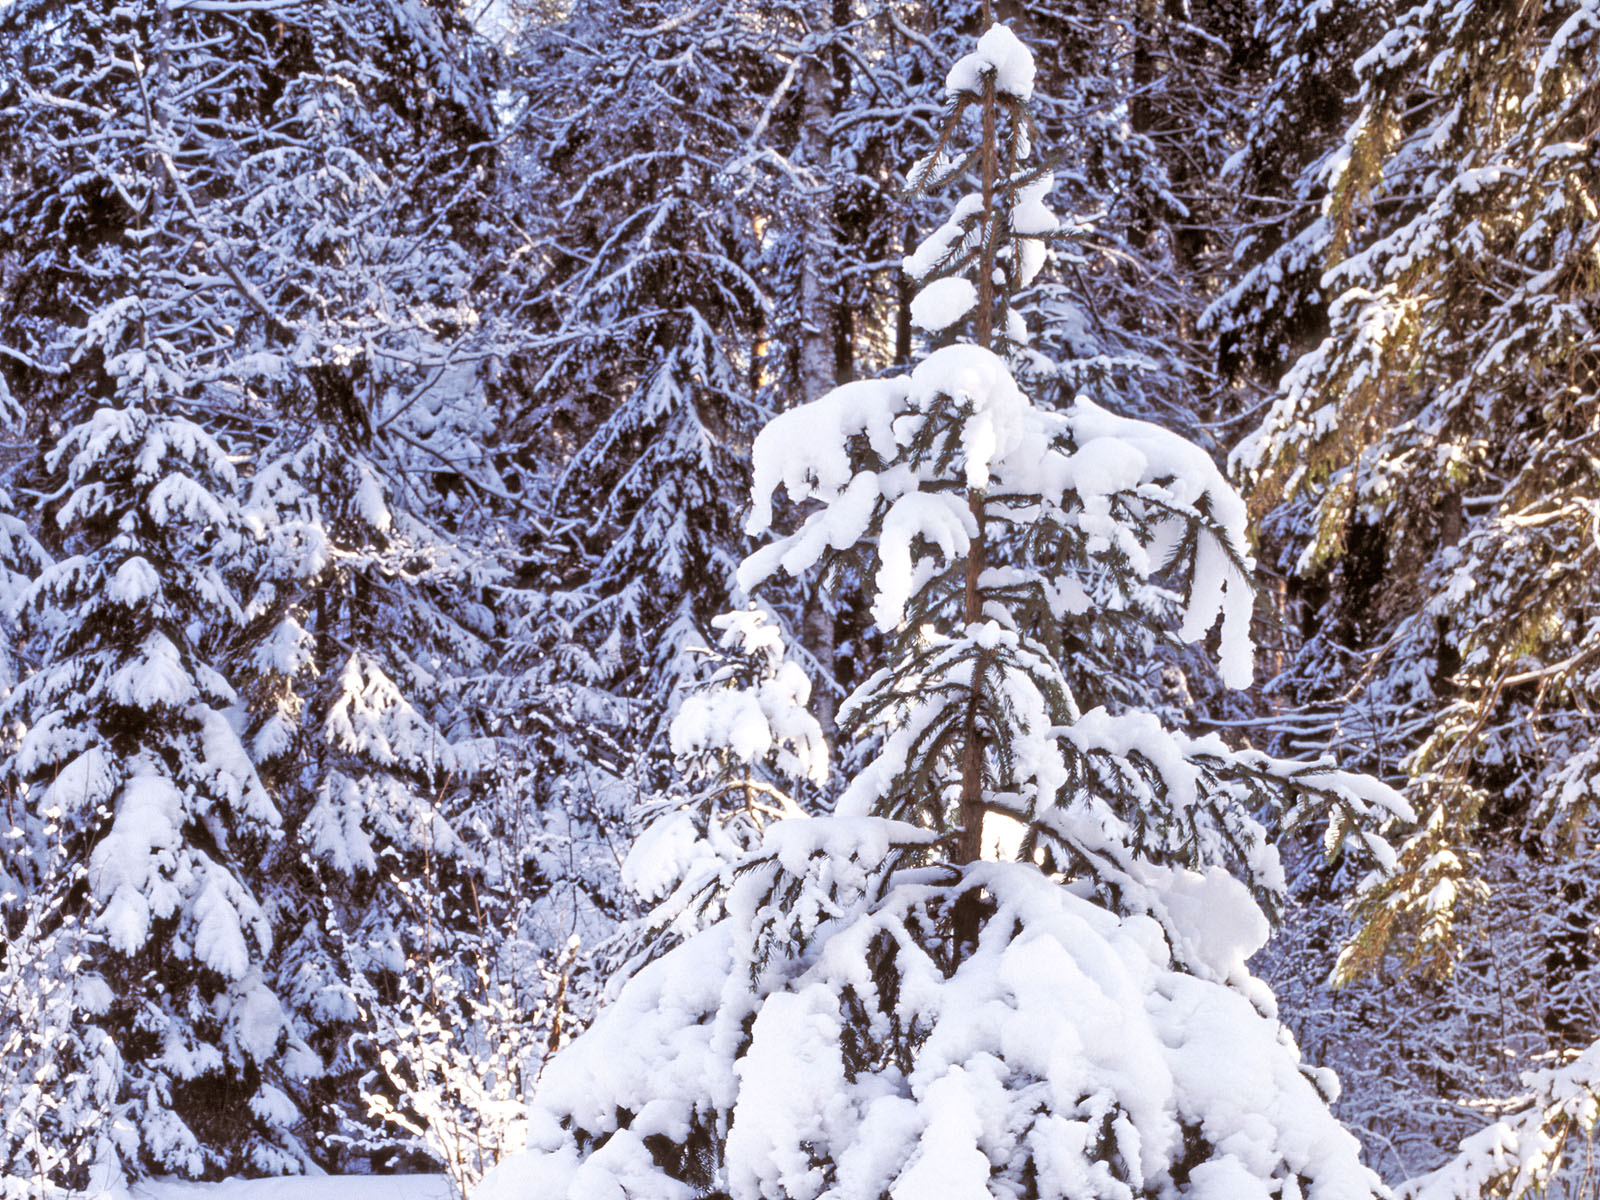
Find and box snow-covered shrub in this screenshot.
[626,606,829,904]
[668,607,830,799]
[485,819,1391,1200]
[476,21,1408,1200]
[334,734,619,1191]
[357,918,579,1200]
[1,831,122,1200]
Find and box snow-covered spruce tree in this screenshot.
[503,0,961,740]
[0,0,597,1176]
[502,0,769,724]
[1227,4,1600,1189]
[0,0,353,1172]
[1232,0,1600,983]
[476,24,1407,1200]
[2,404,317,1173]
[191,5,616,1169]
[1204,0,1393,387]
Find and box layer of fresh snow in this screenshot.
[131,1176,451,1200]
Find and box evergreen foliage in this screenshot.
[501,0,770,714]
[0,0,603,1181]
[475,22,1406,1200]
[1022,0,1251,435]
[0,0,1593,1192]
[1233,0,1600,1189]
[1207,0,1393,384]
[1236,0,1600,979]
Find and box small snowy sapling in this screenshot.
[476,19,1411,1200]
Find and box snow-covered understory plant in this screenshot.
[334,750,613,1193]
[0,843,120,1200]
[358,926,579,1200]
[476,21,1409,1200]
[621,604,829,914]
[1402,1042,1600,1200]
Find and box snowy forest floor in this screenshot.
[134,1178,450,1200]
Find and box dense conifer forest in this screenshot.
[0,1,1597,1198]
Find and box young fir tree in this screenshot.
[185,3,616,1168]
[612,601,831,953]
[476,23,1407,1200]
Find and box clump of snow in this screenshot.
[909,277,978,332]
[621,809,713,903]
[945,23,1037,101]
[89,768,183,954]
[672,688,778,764]
[903,194,984,281]
[1013,173,1058,285]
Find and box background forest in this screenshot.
[0,0,1597,1198]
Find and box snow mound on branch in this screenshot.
[476,819,1380,1200]
[742,343,1258,686]
[946,24,1036,101]
[910,276,978,332]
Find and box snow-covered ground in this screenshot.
[132,1178,451,1200]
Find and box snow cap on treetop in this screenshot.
[945,23,1036,102]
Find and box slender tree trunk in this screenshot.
[797,52,833,408]
[895,221,915,367]
[950,53,1010,964]
[955,70,1000,873]
[797,0,839,734]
